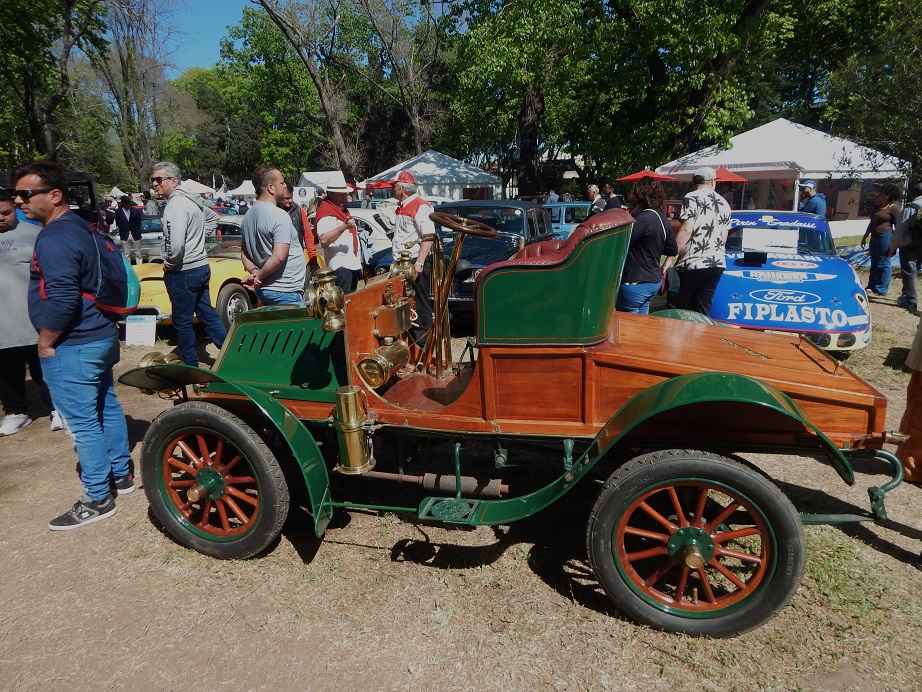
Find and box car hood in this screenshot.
[440,233,523,268]
[369,232,522,271]
[710,252,870,334]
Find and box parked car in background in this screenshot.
[544,201,591,238]
[368,199,554,316]
[109,213,165,262]
[132,234,256,330]
[709,211,871,352]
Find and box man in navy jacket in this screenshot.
[14,160,133,530]
[114,194,142,263]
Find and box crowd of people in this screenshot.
[1,157,920,540]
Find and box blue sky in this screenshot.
[170,0,252,74]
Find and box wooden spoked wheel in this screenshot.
[587,450,804,637]
[142,401,290,559]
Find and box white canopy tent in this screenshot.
[656,118,904,181]
[656,119,905,218]
[181,179,215,195]
[108,186,127,199]
[226,180,256,197]
[362,150,501,200]
[297,170,348,195]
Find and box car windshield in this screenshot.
[206,234,243,258]
[727,218,835,255]
[436,206,526,237]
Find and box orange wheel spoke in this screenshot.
[197,500,213,529]
[175,440,203,468]
[667,487,688,527]
[715,546,763,565]
[222,454,244,475]
[695,566,717,603]
[215,499,231,531]
[224,474,256,485]
[168,479,197,489]
[709,558,748,590]
[222,495,251,523]
[624,526,670,542]
[692,487,709,526]
[642,558,675,588]
[703,501,742,533]
[213,437,225,467]
[167,455,198,477]
[675,565,690,601]
[713,526,760,543]
[626,546,670,562]
[196,433,213,467]
[226,486,258,507]
[639,501,679,532]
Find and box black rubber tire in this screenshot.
[141,401,290,559]
[586,449,804,638]
[216,283,253,331]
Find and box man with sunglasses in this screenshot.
[151,162,226,366]
[13,160,133,530]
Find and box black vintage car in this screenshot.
[368,199,554,315]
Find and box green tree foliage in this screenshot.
[0,0,108,160]
[823,0,922,175]
[212,6,324,183]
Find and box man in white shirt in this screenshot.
[391,170,434,336]
[316,182,362,293]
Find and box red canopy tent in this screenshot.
[714,167,748,183]
[617,170,675,182]
[355,180,395,190]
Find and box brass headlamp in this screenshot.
[305,267,346,332]
[388,251,418,296]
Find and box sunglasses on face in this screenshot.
[14,188,54,201]
[151,176,176,185]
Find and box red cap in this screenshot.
[391,170,416,185]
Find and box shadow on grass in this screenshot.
[885,346,911,370]
[774,477,922,567]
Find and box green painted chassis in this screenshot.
[120,307,903,540]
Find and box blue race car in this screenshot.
[709,211,871,352]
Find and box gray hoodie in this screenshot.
[160,182,219,272]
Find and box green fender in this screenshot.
[433,372,853,526]
[119,364,334,537]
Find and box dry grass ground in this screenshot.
[2,278,922,691]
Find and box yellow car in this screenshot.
[133,215,322,330]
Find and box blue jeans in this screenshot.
[868,232,893,295]
[164,265,227,366]
[255,288,305,306]
[898,243,919,303]
[40,336,131,502]
[617,281,661,315]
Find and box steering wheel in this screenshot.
[430,212,499,238]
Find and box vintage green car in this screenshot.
[120,208,902,638]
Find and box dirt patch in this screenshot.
[2,288,922,691]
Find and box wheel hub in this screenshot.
[666,526,715,567]
[186,466,226,502]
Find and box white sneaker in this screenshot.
[50,410,65,431]
[0,413,32,436]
